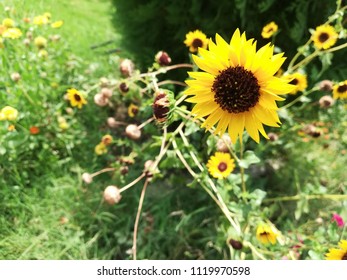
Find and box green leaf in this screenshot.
[238,150,260,169]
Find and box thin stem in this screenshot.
[138,63,193,78]
[280,86,319,110]
[132,178,150,260]
[290,49,320,72]
[263,194,347,203]
[239,140,246,194]
[91,167,116,177]
[157,80,187,87]
[119,173,146,193]
[172,138,197,177]
[325,42,347,54]
[243,241,266,260]
[287,39,313,71]
[137,117,154,130]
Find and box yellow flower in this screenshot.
[185,29,294,144]
[326,240,347,260]
[95,142,107,155]
[0,106,18,121]
[34,36,47,49]
[44,12,52,20]
[51,20,63,28]
[101,134,113,146]
[261,21,278,39]
[206,152,235,179]
[8,124,15,131]
[66,88,87,109]
[2,28,22,39]
[2,18,15,28]
[311,24,338,50]
[128,103,139,117]
[284,72,308,94]
[33,15,49,25]
[256,223,279,245]
[332,80,347,100]
[184,30,209,53]
[59,121,69,130]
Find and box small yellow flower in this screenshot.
[284,72,308,94]
[128,103,139,118]
[0,106,18,121]
[2,18,15,28]
[38,49,48,58]
[326,240,347,260]
[95,142,107,155]
[8,124,15,131]
[51,20,63,28]
[261,21,278,39]
[2,28,22,39]
[59,121,69,130]
[206,152,235,179]
[256,223,279,245]
[33,15,49,25]
[34,36,47,49]
[101,134,113,146]
[184,30,209,53]
[311,24,338,50]
[66,88,87,109]
[332,80,347,100]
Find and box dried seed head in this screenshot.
[125,124,141,140]
[107,117,120,128]
[319,95,334,108]
[100,87,113,98]
[228,238,243,250]
[268,132,279,142]
[319,80,333,92]
[144,160,155,179]
[119,59,135,77]
[103,185,122,205]
[119,82,129,94]
[155,51,172,66]
[216,134,232,152]
[94,93,108,107]
[153,89,175,125]
[82,172,93,184]
[10,72,21,82]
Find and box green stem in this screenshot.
[280,86,319,110]
[239,140,246,194]
[263,194,347,203]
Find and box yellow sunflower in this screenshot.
[261,21,278,39]
[284,72,308,94]
[128,103,139,117]
[184,30,209,53]
[311,24,338,50]
[325,240,347,260]
[185,29,294,143]
[2,28,22,39]
[66,88,87,109]
[256,223,279,245]
[332,80,347,100]
[206,152,235,179]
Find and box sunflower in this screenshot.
[66,88,87,109]
[332,80,347,100]
[311,24,338,50]
[261,21,278,39]
[206,152,235,179]
[184,30,209,53]
[128,103,139,117]
[325,240,347,260]
[284,72,308,94]
[256,223,278,245]
[185,29,294,143]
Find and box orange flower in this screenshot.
[30,126,40,135]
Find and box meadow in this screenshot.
[0,0,346,260]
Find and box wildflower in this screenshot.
[268,132,279,142]
[0,106,18,121]
[284,72,308,94]
[33,15,49,25]
[216,134,232,153]
[332,213,345,228]
[103,185,122,205]
[34,36,47,49]
[333,80,347,100]
[59,121,69,130]
[29,126,40,135]
[23,38,30,47]
[184,29,209,53]
[261,21,278,39]
[10,72,21,82]
[319,95,334,108]
[128,103,139,118]
[66,88,87,109]
[312,24,338,50]
[44,12,52,20]
[8,124,15,131]
[152,89,174,124]
[100,87,113,98]
[2,18,15,28]
[94,93,108,106]
[326,240,347,260]
[51,20,63,28]
[95,142,107,155]
[125,124,141,140]
[119,82,129,93]
[101,134,113,146]
[2,27,22,39]
[107,117,120,128]
[155,51,171,66]
[185,29,294,143]
[206,152,235,179]
[82,172,93,184]
[119,58,135,77]
[319,80,333,92]
[256,223,279,245]
[38,49,48,58]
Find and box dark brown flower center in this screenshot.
[192,38,203,49]
[318,32,329,43]
[342,253,347,260]
[74,93,81,101]
[212,66,260,114]
[218,162,228,172]
[153,93,169,122]
[337,84,347,93]
[290,78,298,85]
[260,232,269,236]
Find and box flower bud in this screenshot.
[119,82,129,93]
[119,59,135,77]
[101,87,113,98]
[319,95,334,108]
[94,93,108,107]
[103,185,122,205]
[216,134,231,152]
[268,132,279,142]
[319,80,333,92]
[228,238,243,250]
[153,89,174,124]
[125,124,141,140]
[155,51,171,66]
[10,72,21,82]
[120,165,129,175]
[107,117,120,128]
[82,172,93,184]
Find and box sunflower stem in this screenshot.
[280,86,319,110]
[239,140,247,195]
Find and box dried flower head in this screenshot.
[155,51,172,66]
[10,72,21,82]
[119,59,135,77]
[216,134,232,153]
[153,89,174,124]
[103,185,122,205]
[94,93,108,107]
[319,95,334,108]
[319,80,333,92]
[125,124,141,140]
[82,172,93,184]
